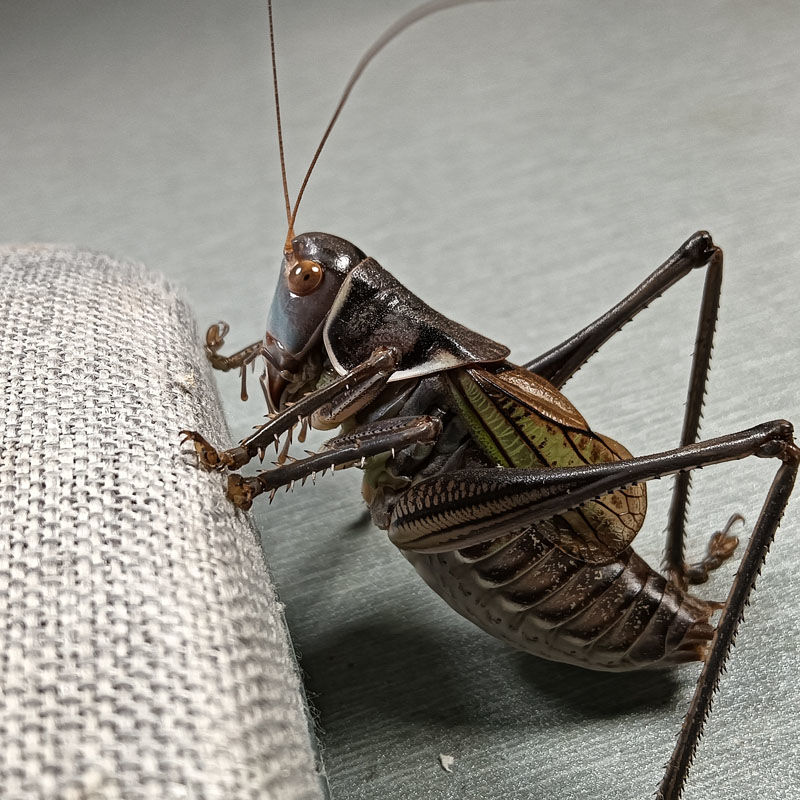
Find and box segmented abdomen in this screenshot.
[404,525,718,671]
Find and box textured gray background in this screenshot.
[2,1,799,798]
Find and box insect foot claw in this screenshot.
[708,528,739,558]
[227,473,255,510]
[685,513,743,586]
[204,321,231,367]
[205,321,229,353]
[179,429,225,471]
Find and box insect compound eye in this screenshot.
[287,259,324,296]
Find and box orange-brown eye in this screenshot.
[287,260,324,296]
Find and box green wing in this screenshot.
[445,365,647,561]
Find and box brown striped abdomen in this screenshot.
[403,525,718,671]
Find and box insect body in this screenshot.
[180,2,799,798]
[182,229,797,797]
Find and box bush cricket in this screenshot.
[181,2,799,797]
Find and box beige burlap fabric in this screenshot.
[0,247,324,800]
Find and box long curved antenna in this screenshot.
[268,0,293,238]
[288,0,500,237]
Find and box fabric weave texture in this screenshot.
[0,247,324,800]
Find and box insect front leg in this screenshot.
[203,321,259,371]
[180,346,400,471]
[201,321,269,401]
[526,231,726,588]
[227,415,441,510]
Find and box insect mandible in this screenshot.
[180,2,799,798]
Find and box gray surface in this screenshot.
[0,247,323,800]
[2,1,799,798]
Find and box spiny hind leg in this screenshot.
[387,420,794,557]
[523,232,725,587]
[657,441,799,800]
[378,417,798,798]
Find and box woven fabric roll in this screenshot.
[0,247,324,800]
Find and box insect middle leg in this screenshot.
[226,415,442,509]
[526,231,727,588]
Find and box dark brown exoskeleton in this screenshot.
[180,2,799,799]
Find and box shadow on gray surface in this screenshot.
[301,611,681,732]
[299,611,685,800]
[512,651,681,719]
